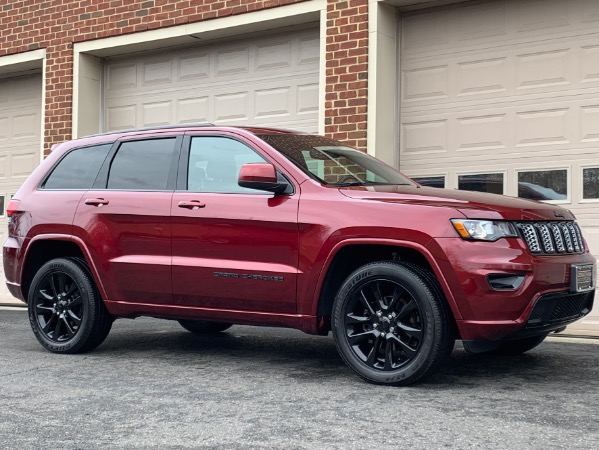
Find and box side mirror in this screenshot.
[238,163,289,194]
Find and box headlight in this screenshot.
[451,219,518,241]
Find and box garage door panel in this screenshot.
[401,0,599,335]
[143,59,174,86]
[402,95,599,165]
[401,0,599,61]
[105,104,137,131]
[402,40,599,110]
[106,63,138,91]
[141,101,173,127]
[0,74,42,303]
[179,54,211,81]
[105,29,319,133]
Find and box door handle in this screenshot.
[84,198,109,207]
[178,200,206,210]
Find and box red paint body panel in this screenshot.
[72,191,173,304]
[3,124,596,344]
[170,191,299,313]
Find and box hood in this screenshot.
[339,185,575,221]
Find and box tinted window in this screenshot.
[412,176,445,188]
[518,170,567,200]
[583,168,599,199]
[108,139,176,190]
[188,137,266,193]
[458,173,504,194]
[44,144,112,190]
[258,134,413,186]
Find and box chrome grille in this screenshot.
[516,221,585,255]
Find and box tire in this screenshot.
[491,333,549,355]
[177,320,233,334]
[27,257,113,354]
[332,261,455,386]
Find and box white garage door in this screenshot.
[0,74,42,304]
[399,0,599,335]
[104,27,320,134]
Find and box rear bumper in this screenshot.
[428,237,596,341]
[3,236,25,301]
[6,281,25,302]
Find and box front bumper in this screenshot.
[427,237,596,341]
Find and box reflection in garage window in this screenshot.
[583,168,599,199]
[458,173,503,194]
[412,176,445,188]
[0,195,4,216]
[518,170,567,201]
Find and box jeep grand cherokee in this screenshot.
[3,124,596,385]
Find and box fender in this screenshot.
[20,234,109,302]
[309,237,464,321]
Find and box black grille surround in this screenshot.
[525,291,594,330]
[515,221,584,255]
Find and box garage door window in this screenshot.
[583,168,599,199]
[518,170,567,201]
[458,173,504,194]
[411,176,445,188]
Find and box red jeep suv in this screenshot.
[3,124,596,385]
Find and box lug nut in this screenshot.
[377,311,382,317]
[373,323,378,329]
[389,327,395,333]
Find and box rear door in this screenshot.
[72,134,181,305]
[171,132,300,313]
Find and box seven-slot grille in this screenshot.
[516,221,584,255]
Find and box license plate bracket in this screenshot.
[570,264,596,293]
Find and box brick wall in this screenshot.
[325,0,368,151]
[0,0,369,153]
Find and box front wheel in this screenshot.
[28,258,113,354]
[332,262,454,386]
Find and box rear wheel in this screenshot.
[177,320,233,334]
[332,261,454,386]
[28,258,113,353]
[491,333,549,355]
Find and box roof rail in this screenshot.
[81,122,214,138]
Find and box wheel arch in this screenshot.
[20,235,107,302]
[312,239,462,331]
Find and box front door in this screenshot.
[171,133,299,313]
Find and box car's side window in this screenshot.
[107,138,176,190]
[188,136,267,193]
[42,144,112,190]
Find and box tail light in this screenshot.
[6,199,20,217]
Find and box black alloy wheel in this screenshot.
[28,258,113,353]
[332,262,454,385]
[33,269,83,342]
[343,278,424,370]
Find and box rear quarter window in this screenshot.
[42,143,113,190]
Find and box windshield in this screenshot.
[257,134,414,186]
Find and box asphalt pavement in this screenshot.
[1,307,598,450]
